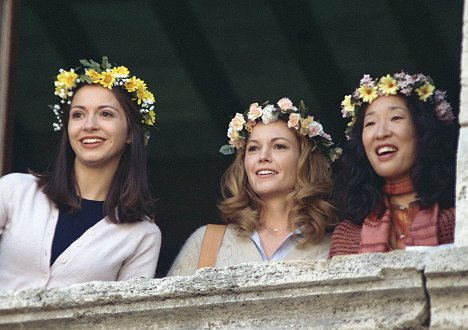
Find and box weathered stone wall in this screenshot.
[0,247,467,329]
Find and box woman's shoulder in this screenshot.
[130,219,162,237]
[333,219,362,234]
[0,173,39,195]
[329,220,362,258]
[0,172,36,185]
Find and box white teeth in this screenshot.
[257,170,276,175]
[82,138,103,144]
[377,146,397,155]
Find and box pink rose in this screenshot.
[230,113,246,131]
[308,121,324,137]
[277,97,293,110]
[288,113,301,129]
[248,103,263,120]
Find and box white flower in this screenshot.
[261,105,278,124]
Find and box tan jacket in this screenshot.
[168,225,331,276]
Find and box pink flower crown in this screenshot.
[340,71,455,139]
[220,98,342,163]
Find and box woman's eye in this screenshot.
[101,111,114,117]
[391,116,402,121]
[274,144,287,149]
[364,121,375,127]
[71,112,83,119]
[247,145,258,152]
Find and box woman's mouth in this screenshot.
[376,146,397,156]
[256,170,277,176]
[81,138,104,144]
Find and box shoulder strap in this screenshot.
[198,224,227,269]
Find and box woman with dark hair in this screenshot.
[168,98,342,276]
[330,72,456,258]
[0,57,161,290]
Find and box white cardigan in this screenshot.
[0,173,161,291]
[168,225,331,276]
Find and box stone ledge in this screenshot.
[424,246,468,329]
[0,251,435,329]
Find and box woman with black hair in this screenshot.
[0,57,161,290]
[330,72,456,257]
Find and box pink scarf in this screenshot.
[359,181,439,253]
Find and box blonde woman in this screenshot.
[168,98,341,276]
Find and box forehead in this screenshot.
[365,95,409,116]
[71,84,120,105]
[248,120,297,140]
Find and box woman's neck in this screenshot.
[259,197,293,229]
[73,162,117,201]
[384,178,418,208]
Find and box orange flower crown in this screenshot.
[50,56,156,143]
[341,72,455,139]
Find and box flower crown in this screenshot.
[219,98,342,163]
[50,56,156,143]
[340,71,455,139]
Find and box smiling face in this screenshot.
[68,84,130,172]
[362,95,417,183]
[244,120,301,200]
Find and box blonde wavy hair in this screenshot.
[218,126,335,245]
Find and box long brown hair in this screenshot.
[35,84,155,223]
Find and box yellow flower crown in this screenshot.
[50,56,156,143]
[341,72,455,139]
[220,98,342,163]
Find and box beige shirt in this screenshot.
[168,225,331,276]
[0,173,161,291]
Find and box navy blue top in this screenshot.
[50,199,104,266]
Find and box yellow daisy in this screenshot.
[144,111,156,126]
[111,66,129,77]
[358,85,378,103]
[56,70,78,89]
[415,83,435,102]
[378,74,398,95]
[135,80,148,104]
[341,95,355,113]
[124,76,140,92]
[86,69,101,84]
[55,85,67,98]
[144,90,155,103]
[99,71,115,89]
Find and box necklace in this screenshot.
[260,223,290,234]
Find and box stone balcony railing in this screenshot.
[0,246,467,329]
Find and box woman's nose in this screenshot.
[258,147,272,162]
[375,122,391,139]
[84,114,99,131]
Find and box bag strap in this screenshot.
[197,224,227,269]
